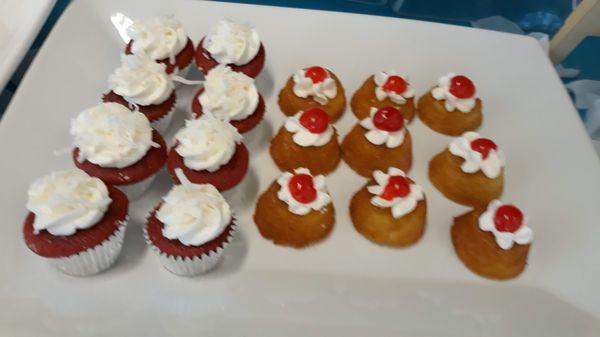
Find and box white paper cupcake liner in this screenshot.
[143,222,237,277]
[150,104,176,134]
[47,219,128,276]
[176,63,192,80]
[117,172,158,200]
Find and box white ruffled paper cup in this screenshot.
[116,173,159,201]
[144,220,237,277]
[48,219,128,276]
[175,63,193,81]
[150,104,176,134]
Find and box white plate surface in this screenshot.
[1,1,600,336]
[0,0,55,89]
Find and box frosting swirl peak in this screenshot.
[108,54,174,106]
[127,16,188,61]
[26,169,112,236]
[175,114,243,172]
[157,183,232,246]
[202,19,260,66]
[71,103,153,169]
[199,65,259,121]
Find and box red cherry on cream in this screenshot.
[373,107,404,132]
[494,205,523,233]
[382,75,407,94]
[380,175,411,201]
[305,66,328,83]
[449,75,476,99]
[288,173,317,204]
[470,138,497,159]
[300,108,329,134]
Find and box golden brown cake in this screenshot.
[350,168,426,247]
[350,71,416,121]
[341,106,412,177]
[452,200,533,280]
[417,73,482,136]
[269,107,340,175]
[253,168,335,248]
[278,66,346,122]
[429,132,504,207]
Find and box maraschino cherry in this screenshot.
[382,75,407,94]
[289,173,317,203]
[300,108,329,134]
[380,176,410,201]
[305,66,328,84]
[373,107,404,132]
[494,205,523,233]
[470,138,497,159]
[449,75,475,99]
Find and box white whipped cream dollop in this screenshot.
[284,111,334,147]
[277,168,331,216]
[448,131,504,179]
[27,169,112,236]
[202,19,260,66]
[199,65,259,121]
[360,107,406,148]
[479,200,533,250]
[367,168,424,219]
[431,73,476,113]
[71,103,153,168]
[175,114,243,172]
[109,54,174,106]
[292,69,337,105]
[127,15,188,61]
[373,70,415,104]
[157,183,231,246]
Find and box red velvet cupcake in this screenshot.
[195,19,265,78]
[145,181,236,276]
[190,65,265,133]
[167,114,248,191]
[125,16,195,76]
[103,54,177,133]
[71,103,168,200]
[23,169,129,276]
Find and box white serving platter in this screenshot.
[0,0,55,90]
[1,0,600,335]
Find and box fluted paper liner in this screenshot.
[144,221,237,277]
[117,172,158,201]
[46,218,128,276]
[150,103,176,134]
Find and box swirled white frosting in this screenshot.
[431,73,477,113]
[448,131,504,179]
[277,168,331,215]
[359,107,406,148]
[157,183,231,246]
[202,19,260,66]
[284,111,334,147]
[175,114,243,172]
[199,65,259,121]
[127,15,188,61]
[373,70,415,104]
[71,103,153,168]
[479,200,533,250]
[292,68,337,105]
[26,169,112,236]
[367,167,424,219]
[108,54,174,106]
